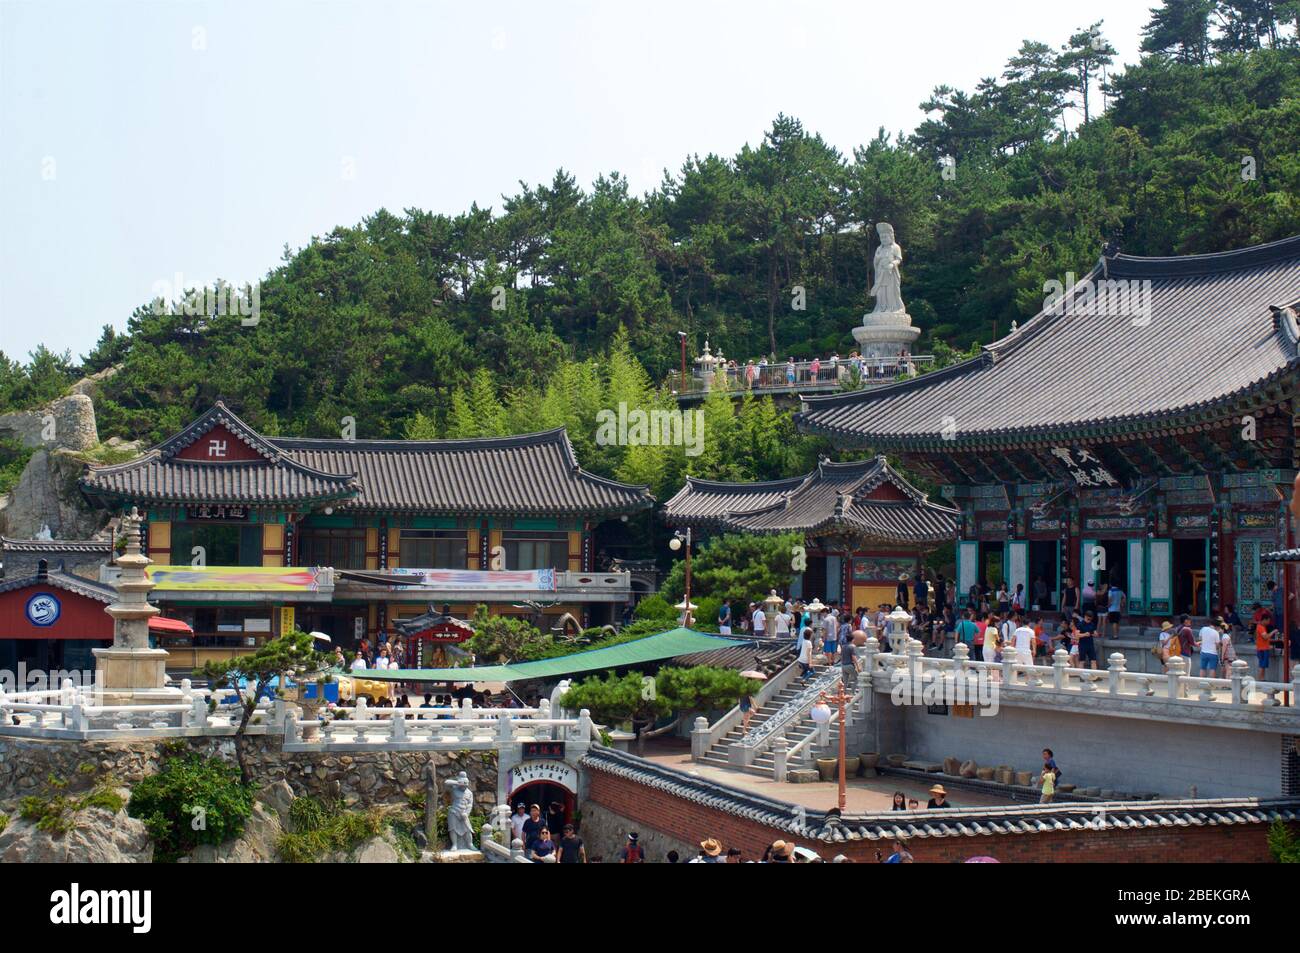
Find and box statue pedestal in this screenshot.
[434,848,485,863]
[92,646,181,706]
[852,310,920,360]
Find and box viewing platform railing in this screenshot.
[669,355,934,398]
[0,680,592,750]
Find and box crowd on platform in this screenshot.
[718,568,1297,683]
[684,350,921,392]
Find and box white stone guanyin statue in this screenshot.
[869,222,905,314]
[853,222,919,359]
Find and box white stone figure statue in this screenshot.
[869,222,905,314]
[445,770,475,851]
[853,222,920,360]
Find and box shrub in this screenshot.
[277,795,386,863]
[1269,820,1300,863]
[127,754,254,862]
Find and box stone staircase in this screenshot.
[698,663,845,776]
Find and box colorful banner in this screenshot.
[383,567,556,592]
[146,566,324,592]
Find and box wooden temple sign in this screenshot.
[1049,447,1118,488]
[187,504,250,520]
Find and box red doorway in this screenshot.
[510,781,576,831]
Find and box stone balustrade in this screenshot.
[0,678,592,750]
[859,637,1300,731]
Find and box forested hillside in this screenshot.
[3,2,1299,499]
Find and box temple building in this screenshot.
[662,456,958,609]
[78,402,654,659]
[796,235,1300,621]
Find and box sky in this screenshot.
[0,0,1152,361]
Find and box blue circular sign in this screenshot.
[25,592,61,627]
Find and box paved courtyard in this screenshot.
[638,738,1018,813]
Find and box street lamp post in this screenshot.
[669,528,694,627]
[817,685,852,811]
[677,331,688,394]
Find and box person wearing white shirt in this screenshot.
[350,654,368,671]
[1011,614,1036,666]
[510,803,528,842]
[752,605,766,636]
[797,628,814,679]
[1197,621,1222,677]
[774,607,791,638]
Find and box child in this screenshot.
[1039,766,1056,804]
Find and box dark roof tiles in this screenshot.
[81,402,654,517]
[796,236,1300,448]
[663,456,957,544]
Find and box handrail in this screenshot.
[741,666,842,750]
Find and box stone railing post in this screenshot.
[1002,648,1017,686]
[1052,648,1069,689]
[354,695,368,720]
[906,638,924,685]
[576,708,592,743]
[1107,653,1126,695]
[495,804,512,845]
[864,636,880,671]
[60,677,76,707]
[1166,655,1187,702]
[510,838,526,862]
[537,699,552,740]
[691,715,709,761]
[389,710,407,742]
[191,693,209,730]
[1291,663,1300,707]
[772,733,788,782]
[284,707,301,744]
[1230,659,1250,705]
[497,710,515,744]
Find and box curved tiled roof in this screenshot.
[582,747,1300,843]
[1,536,112,554]
[272,429,653,516]
[81,402,654,517]
[796,236,1300,449]
[663,457,957,544]
[0,567,116,603]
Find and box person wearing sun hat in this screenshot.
[767,840,793,863]
[927,784,951,809]
[693,838,724,863]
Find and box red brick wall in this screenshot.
[585,771,1287,863]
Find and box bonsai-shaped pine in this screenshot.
[197,631,332,783]
[561,665,759,754]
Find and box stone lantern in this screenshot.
[93,508,181,704]
[763,589,785,638]
[695,340,719,392]
[885,606,913,655]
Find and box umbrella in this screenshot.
[310,631,332,643]
[739,670,768,680]
[147,616,192,635]
[964,856,1000,863]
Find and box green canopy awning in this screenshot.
[353,627,750,683]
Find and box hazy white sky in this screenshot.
[0,0,1151,360]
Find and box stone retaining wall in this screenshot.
[0,735,499,813]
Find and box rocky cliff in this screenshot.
[0,390,130,539]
